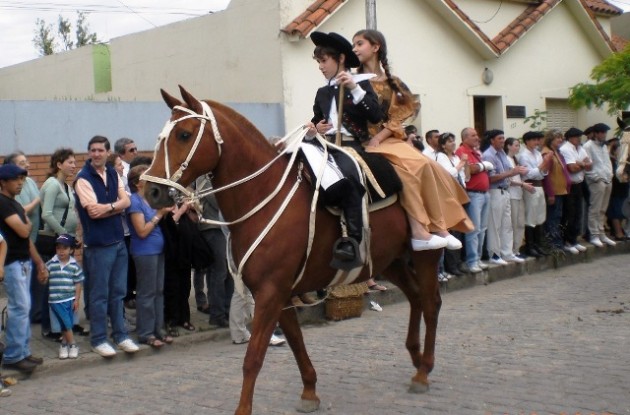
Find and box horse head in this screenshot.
[143,85,224,208]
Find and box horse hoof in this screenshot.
[408,381,429,394]
[296,399,320,413]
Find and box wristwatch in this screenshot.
[110,202,116,212]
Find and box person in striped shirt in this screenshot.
[46,234,83,359]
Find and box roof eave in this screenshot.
[568,0,616,57]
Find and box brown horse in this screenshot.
[143,86,443,415]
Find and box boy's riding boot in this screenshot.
[334,203,363,261]
[524,226,542,258]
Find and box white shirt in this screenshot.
[583,139,613,183]
[517,146,546,181]
[506,156,523,200]
[559,140,589,184]
[423,147,437,160]
[435,152,466,187]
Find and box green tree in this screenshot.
[569,44,630,115]
[33,18,57,56]
[32,11,99,56]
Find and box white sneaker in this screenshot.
[589,237,604,247]
[563,245,579,255]
[477,261,489,270]
[117,338,139,353]
[490,255,508,265]
[92,342,117,357]
[504,254,525,263]
[410,235,448,251]
[438,272,449,282]
[574,243,587,252]
[443,234,463,250]
[468,264,482,273]
[68,344,79,359]
[599,235,616,246]
[269,334,286,347]
[59,344,69,360]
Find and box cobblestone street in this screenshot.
[2,255,629,415]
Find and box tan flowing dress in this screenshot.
[365,78,473,233]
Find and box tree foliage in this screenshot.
[569,44,630,115]
[32,11,99,57]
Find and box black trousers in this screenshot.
[563,182,584,245]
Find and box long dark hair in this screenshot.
[354,29,408,105]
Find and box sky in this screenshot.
[0,0,628,68]
[0,0,231,68]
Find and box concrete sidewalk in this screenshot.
[1,240,629,381]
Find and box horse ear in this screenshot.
[161,89,183,109]
[618,117,627,130]
[178,85,204,114]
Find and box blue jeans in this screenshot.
[133,254,165,342]
[465,191,490,266]
[199,229,233,321]
[545,195,565,248]
[2,260,32,364]
[85,241,130,347]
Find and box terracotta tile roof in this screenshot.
[493,0,561,53]
[282,0,621,54]
[612,34,630,52]
[584,0,623,15]
[282,0,347,37]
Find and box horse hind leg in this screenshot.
[278,307,320,413]
[383,250,442,393]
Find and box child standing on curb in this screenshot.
[46,234,84,359]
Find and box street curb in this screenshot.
[3,241,628,380]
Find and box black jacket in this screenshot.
[311,79,384,145]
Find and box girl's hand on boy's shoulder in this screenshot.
[335,71,356,90]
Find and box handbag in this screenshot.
[36,182,70,257]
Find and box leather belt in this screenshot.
[525,180,543,187]
[467,189,487,194]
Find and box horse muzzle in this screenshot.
[145,182,176,208]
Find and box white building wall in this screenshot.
[456,0,530,38]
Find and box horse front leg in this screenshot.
[278,307,320,413]
[409,249,442,393]
[235,291,286,415]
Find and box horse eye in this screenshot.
[178,131,192,141]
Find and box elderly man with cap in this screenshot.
[583,123,616,247]
[517,131,554,257]
[482,129,528,265]
[0,163,48,373]
[559,127,592,253]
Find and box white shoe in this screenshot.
[504,254,525,263]
[589,237,604,247]
[443,234,462,250]
[269,334,286,347]
[599,235,616,246]
[477,261,489,270]
[563,245,579,255]
[490,255,508,265]
[68,344,79,359]
[573,243,587,252]
[117,338,139,353]
[59,344,69,360]
[438,272,449,282]
[468,264,482,273]
[92,342,117,357]
[410,235,448,251]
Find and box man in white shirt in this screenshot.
[582,123,615,247]
[559,127,592,253]
[422,129,440,160]
[114,137,138,178]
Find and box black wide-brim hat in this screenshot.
[310,31,360,68]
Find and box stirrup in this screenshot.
[329,237,362,271]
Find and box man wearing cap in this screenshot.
[559,127,592,253]
[482,130,528,264]
[517,131,554,257]
[74,135,139,357]
[0,163,47,372]
[582,123,616,247]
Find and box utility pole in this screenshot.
[366,0,377,29]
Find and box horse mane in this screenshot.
[203,99,277,153]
